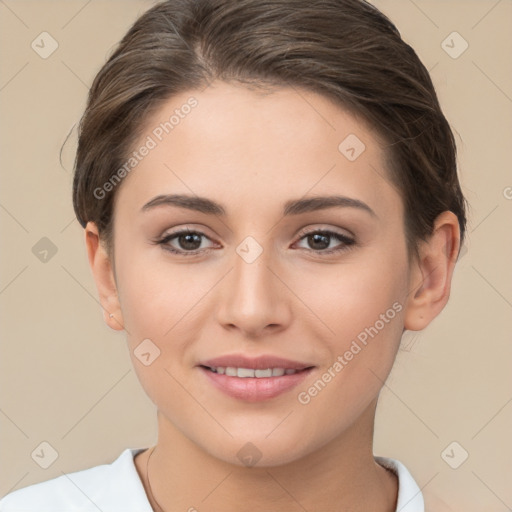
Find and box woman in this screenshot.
[0,0,467,510]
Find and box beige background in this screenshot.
[0,0,511,510]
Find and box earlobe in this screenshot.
[84,222,125,331]
[403,211,460,331]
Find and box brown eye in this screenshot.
[157,229,215,256]
[295,229,355,254]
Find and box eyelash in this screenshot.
[154,228,356,257]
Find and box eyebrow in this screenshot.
[141,194,377,218]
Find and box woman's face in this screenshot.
[106,81,412,466]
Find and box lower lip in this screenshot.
[199,367,314,402]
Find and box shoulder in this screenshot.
[375,455,424,512]
[375,456,455,512]
[0,448,152,512]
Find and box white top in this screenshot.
[0,448,424,511]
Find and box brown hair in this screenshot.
[72,0,468,262]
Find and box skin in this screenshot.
[85,81,460,512]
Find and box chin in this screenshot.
[197,430,317,469]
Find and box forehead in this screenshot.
[113,81,402,222]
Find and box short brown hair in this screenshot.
[72,0,468,262]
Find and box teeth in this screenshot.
[255,368,272,378]
[208,366,299,378]
[237,367,255,378]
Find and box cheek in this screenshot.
[308,247,406,344]
[292,273,405,444]
[114,247,221,399]
[115,242,204,338]
[300,246,407,395]
[114,254,200,407]
[332,272,404,351]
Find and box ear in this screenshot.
[403,211,461,331]
[84,221,124,331]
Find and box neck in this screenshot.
[135,399,397,512]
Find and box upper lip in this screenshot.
[198,354,315,370]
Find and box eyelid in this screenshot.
[159,224,354,242]
[156,224,216,242]
[295,224,354,240]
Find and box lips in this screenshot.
[198,354,314,371]
[197,354,315,401]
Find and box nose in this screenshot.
[215,241,292,338]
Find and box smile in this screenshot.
[199,365,314,401]
[204,366,303,377]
